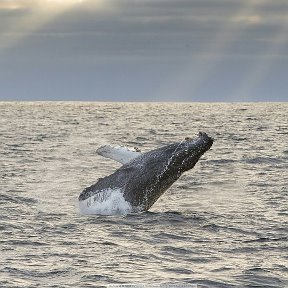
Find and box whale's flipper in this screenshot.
[96,145,141,164]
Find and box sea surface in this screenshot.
[0,102,287,288]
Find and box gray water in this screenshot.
[0,102,287,288]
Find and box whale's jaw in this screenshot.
[176,132,213,173]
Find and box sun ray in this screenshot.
[233,9,288,100]
[0,0,110,55]
[154,0,270,101]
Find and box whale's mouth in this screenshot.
[198,131,214,147]
[172,131,213,173]
[198,131,206,137]
[184,132,213,150]
[199,131,213,140]
[185,132,213,143]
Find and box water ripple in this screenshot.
[0,102,287,288]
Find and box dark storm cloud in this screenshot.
[0,0,287,101]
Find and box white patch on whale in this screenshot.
[79,188,132,216]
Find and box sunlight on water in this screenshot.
[0,102,287,288]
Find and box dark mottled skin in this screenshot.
[79,132,213,211]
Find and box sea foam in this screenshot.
[78,188,132,216]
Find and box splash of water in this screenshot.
[79,188,132,216]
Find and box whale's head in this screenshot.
[167,132,213,174]
[120,132,213,211]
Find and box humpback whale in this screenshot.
[79,132,213,214]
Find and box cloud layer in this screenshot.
[0,0,287,101]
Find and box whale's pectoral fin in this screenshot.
[96,145,142,164]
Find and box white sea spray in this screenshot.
[79,188,132,216]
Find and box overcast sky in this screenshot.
[0,0,287,101]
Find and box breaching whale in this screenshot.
[79,132,213,214]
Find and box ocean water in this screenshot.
[0,102,287,288]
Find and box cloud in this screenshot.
[1,0,287,58]
[232,14,262,25]
[0,0,110,12]
[0,0,37,11]
[2,0,288,60]
[0,0,288,101]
